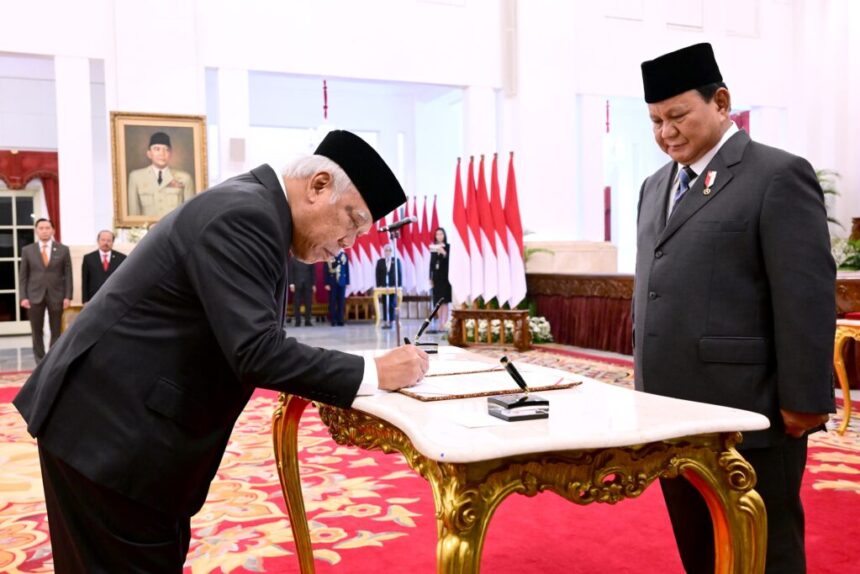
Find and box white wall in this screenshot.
[0,0,857,266]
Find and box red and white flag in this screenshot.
[399,205,417,293]
[490,153,511,306]
[430,195,439,239]
[466,156,484,302]
[450,159,471,305]
[419,196,431,293]
[505,152,527,307]
[476,156,497,302]
[358,232,375,293]
[345,245,363,296]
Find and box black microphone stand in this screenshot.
[385,227,404,345]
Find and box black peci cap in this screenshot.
[149,132,172,148]
[314,130,406,221]
[641,43,723,103]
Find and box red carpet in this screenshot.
[1,350,858,573]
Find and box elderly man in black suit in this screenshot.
[81,230,127,303]
[14,130,429,573]
[19,218,72,362]
[634,44,835,574]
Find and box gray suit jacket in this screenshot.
[19,241,73,305]
[633,130,835,448]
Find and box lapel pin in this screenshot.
[703,170,717,195]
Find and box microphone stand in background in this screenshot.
[380,216,415,346]
[386,228,404,344]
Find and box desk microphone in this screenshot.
[379,216,417,233]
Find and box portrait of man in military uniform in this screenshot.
[111,112,207,227]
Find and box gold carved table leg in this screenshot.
[272,394,315,573]
[311,406,766,574]
[834,325,856,435]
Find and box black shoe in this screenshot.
[304,320,313,327]
[336,322,345,327]
[380,323,391,330]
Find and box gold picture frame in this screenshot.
[110,111,208,227]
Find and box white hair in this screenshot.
[281,155,353,201]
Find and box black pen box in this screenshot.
[487,394,549,421]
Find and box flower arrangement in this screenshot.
[529,316,553,343]
[456,315,553,344]
[833,237,860,270]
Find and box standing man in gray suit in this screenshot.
[19,218,73,362]
[634,43,835,573]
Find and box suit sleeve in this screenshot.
[19,247,30,300]
[760,156,836,414]
[63,247,73,299]
[81,256,91,303]
[183,205,363,407]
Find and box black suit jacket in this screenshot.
[81,249,127,302]
[375,258,401,287]
[14,164,364,517]
[289,259,316,287]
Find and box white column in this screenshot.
[462,86,497,157]
[576,94,607,242]
[217,68,250,181]
[54,56,95,246]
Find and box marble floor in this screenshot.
[0,318,452,373]
[1,325,847,401]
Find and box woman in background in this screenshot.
[429,227,451,331]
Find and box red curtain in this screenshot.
[0,151,61,241]
[535,294,633,355]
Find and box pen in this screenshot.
[414,298,445,343]
[500,356,529,395]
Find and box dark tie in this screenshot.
[157,170,163,185]
[670,165,696,216]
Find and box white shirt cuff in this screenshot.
[356,356,379,396]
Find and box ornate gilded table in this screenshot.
[273,349,769,573]
[834,319,860,435]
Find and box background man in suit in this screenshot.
[375,244,401,329]
[128,131,195,218]
[19,218,72,362]
[14,130,428,573]
[289,259,316,326]
[81,230,127,303]
[634,43,835,573]
[325,249,349,326]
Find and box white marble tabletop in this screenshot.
[351,347,770,464]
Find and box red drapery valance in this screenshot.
[0,151,61,241]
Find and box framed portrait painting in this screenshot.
[111,111,208,227]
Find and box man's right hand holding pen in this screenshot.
[374,341,429,391]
